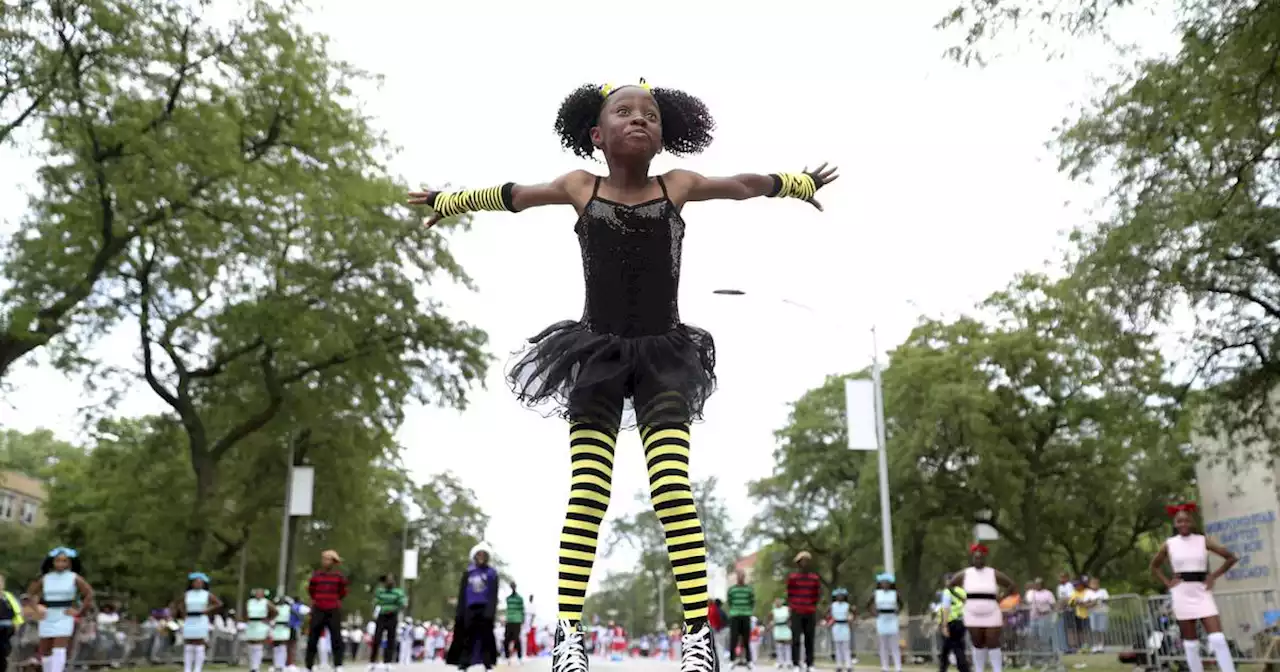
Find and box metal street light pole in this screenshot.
[712,288,895,573]
[276,439,296,596]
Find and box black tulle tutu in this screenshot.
[505,319,717,429]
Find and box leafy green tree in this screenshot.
[0,0,489,556]
[934,0,1142,65]
[0,428,85,479]
[747,374,871,593]
[0,0,247,375]
[1058,1,1280,460]
[749,274,1192,608]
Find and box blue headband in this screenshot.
[188,572,210,583]
[832,587,848,597]
[48,547,78,559]
[877,573,895,583]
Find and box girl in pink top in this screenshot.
[1150,503,1239,672]
[947,544,1016,672]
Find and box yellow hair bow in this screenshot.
[600,78,652,98]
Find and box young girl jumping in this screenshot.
[1150,503,1239,672]
[408,79,837,672]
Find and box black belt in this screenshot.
[967,593,997,601]
[248,618,267,622]
[878,609,898,614]
[45,600,73,608]
[833,619,848,624]
[1176,572,1208,582]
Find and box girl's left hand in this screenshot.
[65,608,79,617]
[1205,576,1216,591]
[803,163,841,211]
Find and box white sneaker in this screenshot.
[551,621,589,672]
[679,625,718,672]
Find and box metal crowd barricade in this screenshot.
[5,621,247,670]
[1149,587,1280,669]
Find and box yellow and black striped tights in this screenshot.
[556,420,710,625]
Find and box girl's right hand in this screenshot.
[1166,578,1183,589]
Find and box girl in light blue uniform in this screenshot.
[867,573,902,672]
[176,572,223,672]
[30,547,94,672]
[244,588,277,672]
[828,588,854,672]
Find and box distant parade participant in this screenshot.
[749,618,762,666]
[412,621,427,661]
[271,595,300,672]
[174,572,223,672]
[935,576,970,672]
[306,550,349,672]
[1,573,26,672]
[397,619,413,665]
[245,588,278,672]
[785,552,821,672]
[503,582,526,664]
[827,589,853,672]
[1150,503,1240,672]
[446,544,500,671]
[726,570,755,669]
[524,596,538,657]
[868,574,901,672]
[770,599,792,670]
[370,574,407,671]
[28,548,94,672]
[948,545,1016,672]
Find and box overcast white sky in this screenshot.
[0,0,1178,616]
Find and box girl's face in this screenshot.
[774,599,782,608]
[878,581,890,590]
[192,579,206,590]
[1088,578,1100,590]
[971,551,987,567]
[475,551,489,566]
[591,88,662,160]
[1174,510,1194,536]
[835,595,846,602]
[253,589,264,598]
[53,554,71,571]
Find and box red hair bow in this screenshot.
[1165,502,1197,516]
[969,543,989,554]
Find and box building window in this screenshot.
[20,501,38,525]
[0,493,13,520]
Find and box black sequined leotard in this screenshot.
[506,176,717,428]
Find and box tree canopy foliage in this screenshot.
[748,274,1194,609]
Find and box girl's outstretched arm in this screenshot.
[665,164,840,211]
[407,170,593,228]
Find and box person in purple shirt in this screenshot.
[446,543,500,671]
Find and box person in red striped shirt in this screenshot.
[306,550,349,672]
[785,552,821,672]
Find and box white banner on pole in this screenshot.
[402,548,419,580]
[288,466,315,516]
[845,379,879,451]
[974,523,999,541]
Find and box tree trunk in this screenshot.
[187,449,218,560]
[901,526,927,610]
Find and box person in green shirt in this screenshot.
[370,575,408,669]
[726,570,756,669]
[503,583,525,664]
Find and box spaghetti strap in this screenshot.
[591,176,602,199]
[655,175,669,199]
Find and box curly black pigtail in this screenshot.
[651,87,715,156]
[554,84,607,160]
